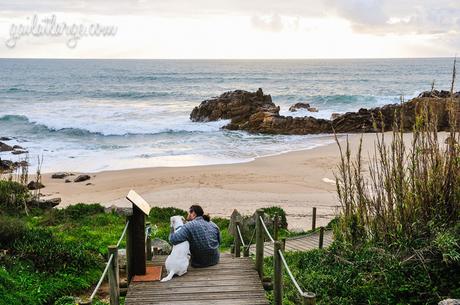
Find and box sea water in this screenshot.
[0,58,455,172]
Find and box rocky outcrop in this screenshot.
[0,142,13,152]
[0,159,28,172]
[226,111,332,134]
[190,88,279,124]
[332,96,459,133]
[289,102,310,112]
[190,88,460,135]
[418,90,460,99]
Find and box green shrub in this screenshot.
[262,206,287,229]
[12,228,101,273]
[0,216,26,247]
[148,206,187,224]
[0,180,30,215]
[41,203,106,225]
[264,241,460,305]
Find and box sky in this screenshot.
[0,0,459,59]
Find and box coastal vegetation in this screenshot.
[264,89,460,303]
[0,191,236,305]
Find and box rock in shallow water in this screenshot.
[0,142,13,152]
[289,102,310,112]
[190,88,460,135]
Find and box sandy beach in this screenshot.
[38,133,384,230]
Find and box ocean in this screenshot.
[0,58,455,172]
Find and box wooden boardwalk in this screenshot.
[125,253,269,305]
[249,230,333,256]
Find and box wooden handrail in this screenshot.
[247,208,320,305]
[79,220,151,305]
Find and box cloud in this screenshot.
[251,14,284,32]
[326,0,460,36]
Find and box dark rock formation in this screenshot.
[418,90,459,99]
[74,174,91,183]
[307,107,318,112]
[28,197,61,209]
[11,149,28,155]
[0,159,14,171]
[330,113,341,120]
[190,88,279,124]
[0,142,13,152]
[190,88,460,135]
[52,172,73,179]
[0,137,12,141]
[27,181,45,190]
[0,159,28,172]
[289,102,310,112]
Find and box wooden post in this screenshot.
[126,216,133,282]
[146,222,152,260]
[319,227,324,249]
[281,237,286,252]
[274,213,279,241]
[255,209,264,280]
[243,246,250,257]
[78,300,92,305]
[312,207,317,231]
[273,241,283,305]
[131,205,146,276]
[302,292,316,305]
[234,221,241,258]
[108,245,120,305]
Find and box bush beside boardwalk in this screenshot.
[0,199,235,305]
[264,100,460,304]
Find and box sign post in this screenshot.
[126,190,151,280]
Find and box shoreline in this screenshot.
[39,133,368,230]
[30,131,449,230]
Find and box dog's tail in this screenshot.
[160,271,175,282]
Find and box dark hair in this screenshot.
[189,205,210,222]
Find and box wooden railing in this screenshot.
[232,207,330,305]
[79,219,152,305]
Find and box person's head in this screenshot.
[188,204,210,221]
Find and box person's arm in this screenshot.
[169,226,190,245]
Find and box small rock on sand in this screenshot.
[52,172,73,179]
[27,181,45,190]
[74,174,91,183]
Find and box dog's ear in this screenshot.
[181,216,186,223]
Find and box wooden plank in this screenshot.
[126,250,268,305]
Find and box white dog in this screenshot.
[160,215,191,282]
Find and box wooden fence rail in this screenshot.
[233,206,332,305]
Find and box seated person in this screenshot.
[169,205,221,267]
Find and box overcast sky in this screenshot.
[0,0,459,58]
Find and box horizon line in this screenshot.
[0,56,456,61]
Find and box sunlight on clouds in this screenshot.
[0,12,456,58]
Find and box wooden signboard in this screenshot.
[126,190,151,215]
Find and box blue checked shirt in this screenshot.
[169,216,221,267]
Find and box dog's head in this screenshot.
[170,215,186,230]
